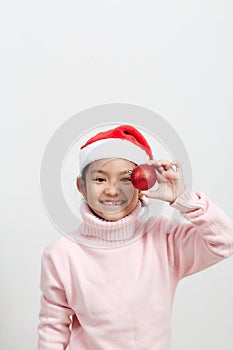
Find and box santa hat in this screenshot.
[79,124,153,172]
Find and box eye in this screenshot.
[120,177,132,183]
[94,177,106,183]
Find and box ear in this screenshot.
[76,176,86,199]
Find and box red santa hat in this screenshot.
[79,124,153,172]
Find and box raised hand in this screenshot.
[141,160,186,204]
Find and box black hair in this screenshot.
[81,163,90,187]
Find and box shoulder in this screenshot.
[42,234,82,259]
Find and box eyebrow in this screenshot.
[90,169,132,175]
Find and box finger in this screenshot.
[140,190,149,197]
[145,160,182,175]
[145,160,162,168]
[146,160,170,173]
[156,161,175,173]
[140,189,160,199]
[164,161,182,172]
[164,163,174,171]
[170,161,182,173]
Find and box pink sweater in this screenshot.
[38,191,233,350]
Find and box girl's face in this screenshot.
[78,158,141,221]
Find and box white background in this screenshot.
[1,1,233,349]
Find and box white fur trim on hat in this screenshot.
[79,138,150,173]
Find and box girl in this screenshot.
[38,124,233,350]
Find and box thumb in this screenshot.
[140,189,160,199]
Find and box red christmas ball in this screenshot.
[131,164,157,190]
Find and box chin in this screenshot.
[101,212,125,221]
[93,208,128,221]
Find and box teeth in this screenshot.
[101,201,124,206]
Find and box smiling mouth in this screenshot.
[99,200,127,206]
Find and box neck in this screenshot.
[71,201,145,248]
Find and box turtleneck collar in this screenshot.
[70,201,145,248]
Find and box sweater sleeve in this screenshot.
[167,189,233,279]
[38,248,75,350]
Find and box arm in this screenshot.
[167,189,233,278]
[38,249,75,350]
[142,160,233,278]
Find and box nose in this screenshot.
[105,181,119,196]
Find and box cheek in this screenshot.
[125,187,140,202]
[86,183,102,200]
[121,183,135,193]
